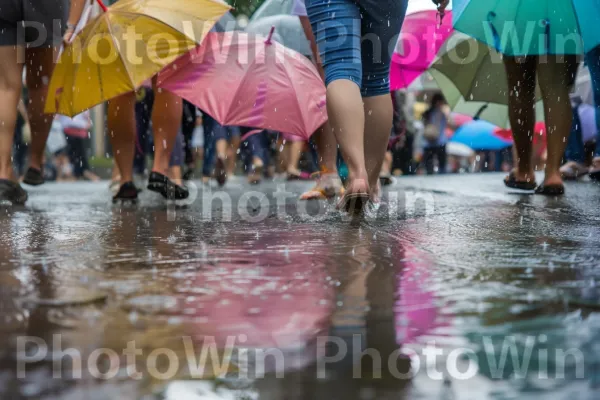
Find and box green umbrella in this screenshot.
[429,34,544,128]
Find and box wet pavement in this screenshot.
[1,173,600,399]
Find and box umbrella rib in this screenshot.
[103,15,136,88]
[113,9,222,42]
[280,57,309,136]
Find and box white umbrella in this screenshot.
[446,142,475,158]
[249,0,294,23]
[246,15,311,56]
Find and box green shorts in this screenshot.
[0,0,69,47]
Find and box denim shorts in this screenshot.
[0,0,69,47]
[306,0,408,97]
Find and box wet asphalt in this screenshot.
[0,173,599,400]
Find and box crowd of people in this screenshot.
[1,0,599,211]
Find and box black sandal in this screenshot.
[535,183,565,196]
[504,171,537,191]
[590,169,600,182]
[147,172,189,200]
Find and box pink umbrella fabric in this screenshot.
[390,11,453,91]
[158,31,327,141]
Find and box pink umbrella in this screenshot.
[158,30,327,140]
[390,10,453,91]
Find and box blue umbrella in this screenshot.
[452,0,599,55]
[450,120,513,151]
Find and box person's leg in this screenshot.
[585,46,600,177]
[25,47,58,173]
[437,144,448,174]
[359,0,408,190]
[560,105,588,179]
[286,140,305,177]
[307,0,369,205]
[227,128,241,175]
[299,15,338,175]
[0,46,23,181]
[201,115,216,179]
[150,88,182,176]
[423,147,435,175]
[537,55,579,190]
[503,56,538,184]
[107,92,137,185]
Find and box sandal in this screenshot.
[337,179,369,215]
[504,170,537,191]
[560,161,588,181]
[379,175,394,186]
[287,171,313,181]
[300,172,344,200]
[590,158,600,182]
[535,183,565,196]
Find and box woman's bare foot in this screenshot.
[560,161,588,180]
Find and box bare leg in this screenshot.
[537,55,578,187]
[26,47,58,171]
[0,46,23,180]
[151,88,183,176]
[503,56,537,183]
[227,135,240,174]
[286,141,304,175]
[327,80,368,183]
[363,94,393,190]
[107,92,136,184]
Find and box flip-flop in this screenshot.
[287,171,313,181]
[560,163,588,181]
[504,170,537,191]
[379,175,394,186]
[535,183,565,196]
[337,192,370,215]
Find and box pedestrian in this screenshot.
[560,95,590,180]
[108,81,188,203]
[0,0,86,204]
[201,113,240,187]
[59,111,99,181]
[293,0,344,201]
[306,0,408,213]
[421,93,449,175]
[584,45,600,182]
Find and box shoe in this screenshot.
[147,172,189,200]
[535,183,565,196]
[112,181,139,203]
[22,167,44,186]
[214,156,227,187]
[504,170,537,191]
[247,162,264,185]
[0,179,28,205]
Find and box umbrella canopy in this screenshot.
[214,12,240,32]
[428,34,544,128]
[46,0,230,116]
[452,0,592,55]
[451,120,513,151]
[446,141,475,157]
[249,0,294,23]
[390,10,453,90]
[246,15,311,56]
[158,31,327,140]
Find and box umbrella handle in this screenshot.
[96,0,107,12]
[437,11,444,28]
[265,26,275,45]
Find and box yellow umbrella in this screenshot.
[46,0,231,116]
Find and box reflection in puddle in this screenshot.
[1,179,599,399]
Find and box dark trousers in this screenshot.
[134,89,154,175]
[565,105,585,164]
[181,100,197,166]
[423,145,447,175]
[66,136,90,178]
